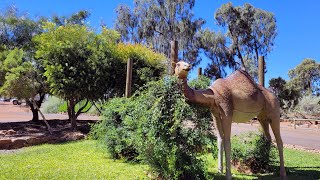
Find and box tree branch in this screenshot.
[75,99,90,119]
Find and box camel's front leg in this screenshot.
[213,114,224,173]
[222,117,232,180]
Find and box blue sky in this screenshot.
[1,0,319,85]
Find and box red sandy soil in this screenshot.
[0,102,319,152]
[0,102,98,150]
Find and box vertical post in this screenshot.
[198,67,202,78]
[170,40,178,75]
[125,58,133,98]
[294,119,296,129]
[258,56,265,87]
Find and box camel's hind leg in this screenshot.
[268,112,286,177]
[257,112,271,141]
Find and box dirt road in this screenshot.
[0,102,99,122]
[232,123,320,151]
[0,102,319,150]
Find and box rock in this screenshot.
[62,132,85,141]
[0,139,12,149]
[5,129,16,135]
[26,137,49,145]
[10,139,27,149]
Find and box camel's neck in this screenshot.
[181,78,195,102]
[180,78,214,107]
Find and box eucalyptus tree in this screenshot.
[115,0,205,66]
[213,2,277,78]
[288,59,320,95]
[196,29,235,79]
[269,77,300,109]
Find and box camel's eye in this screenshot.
[176,64,180,67]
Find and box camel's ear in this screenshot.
[171,62,176,66]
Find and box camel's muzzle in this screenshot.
[183,67,191,71]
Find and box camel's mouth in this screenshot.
[183,67,191,71]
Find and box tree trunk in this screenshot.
[67,99,77,130]
[31,107,39,121]
[28,93,46,122]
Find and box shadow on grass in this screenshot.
[207,166,320,180]
[257,165,320,180]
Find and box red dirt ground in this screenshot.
[0,102,319,152]
[0,102,98,150]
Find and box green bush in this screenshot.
[90,76,215,179]
[294,94,320,116]
[41,96,99,115]
[231,132,277,173]
[41,96,65,113]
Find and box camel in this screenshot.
[174,61,286,180]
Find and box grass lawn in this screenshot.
[0,140,148,180]
[0,140,319,179]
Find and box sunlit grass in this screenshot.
[0,140,148,180]
[0,140,319,179]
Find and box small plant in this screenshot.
[231,132,277,173]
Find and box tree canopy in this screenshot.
[200,2,277,79]
[288,59,320,95]
[34,22,166,129]
[115,0,205,67]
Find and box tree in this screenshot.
[34,22,166,129]
[269,77,300,110]
[115,0,205,66]
[196,29,235,79]
[211,3,276,79]
[288,59,320,95]
[0,6,43,51]
[0,7,47,121]
[51,10,90,26]
[34,22,119,129]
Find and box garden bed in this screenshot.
[0,120,95,150]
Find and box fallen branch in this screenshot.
[32,99,53,134]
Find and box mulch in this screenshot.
[0,120,97,150]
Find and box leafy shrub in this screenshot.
[231,132,277,173]
[294,94,320,116]
[90,76,215,179]
[41,96,98,115]
[41,96,65,113]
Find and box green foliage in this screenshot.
[231,132,277,173]
[197,29,235,79]
[294,94,320,116]
[0,6,43,51]
[269,77,300,110]
[42,96,99,115]
[115,0,205,65]
[210,2,276,78]
[114,43,166,94]
[0,49,41,99]
[288,59,320,95]
[41,96,65,113]
[34,23,116,101]
[90,76,214,179]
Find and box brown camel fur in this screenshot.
[174,61,286,180]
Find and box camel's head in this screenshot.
[174,61,191,79]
